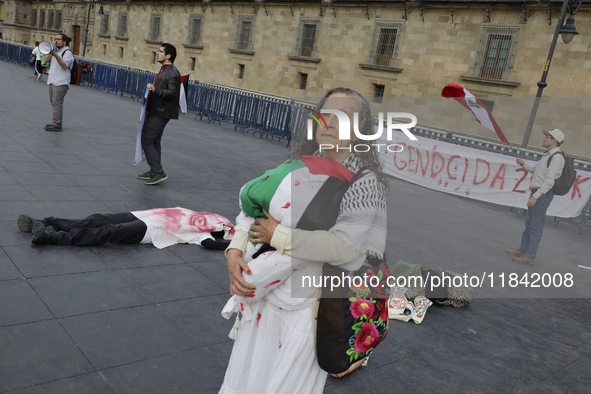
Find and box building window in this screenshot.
[299,73,308,90]
[148,14,161,41]
[238,64,245,79]
[473,26,520,81]
[120,47,124,58]
[152,52,157,64]
[187,15,203,46]
[47,10,54,30]
[99,12,109,35]
[374,84,385,103]
[479,99,495,113]
[39,9,45,29]
[367,22,402,67]
[190,57,196,71]
[234,16,254,51]
[116,13,127,37]
[31,10,37,27]
[295,19,320,58]
[55,11,62,30]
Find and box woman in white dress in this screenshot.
[220,88,389,394]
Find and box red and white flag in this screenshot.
[441,83,510,145]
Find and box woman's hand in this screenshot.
[227,248,256,296]
[249,209,279,244]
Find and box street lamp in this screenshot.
[82,1,105,58]
[521,0,582,148]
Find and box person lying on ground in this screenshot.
[17,208,234,250]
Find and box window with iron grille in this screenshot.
[148,14,161,41]
[374,84,385,103]
[234,16,254,51]
[187,15,203,46]
[39,10,45,29]
[99,12,109,35]
[47,10,54,30]
[116,13,127,37]
[294,19,320,58]
[473,26,520,81]
[31,10,37,27]
[299,73,308,90]
[55,11,62,30]
[367,22,402,67]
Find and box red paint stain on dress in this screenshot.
[240,303,244,311]
[282,202,291,209]
[279,340,282,349]
[256,312,262,328]
[264,280,281,289]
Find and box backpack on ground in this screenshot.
[547,151,577,196]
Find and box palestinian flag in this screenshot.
[179,74,189,114]
[239,155,355,233]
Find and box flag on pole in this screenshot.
[441,83,510,145]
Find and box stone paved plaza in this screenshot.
[0,60,590,393]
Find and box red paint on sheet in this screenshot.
[256,312,262,328]
[282,202,291,209]
[264,280,281,289]
[279,340,282,349]
[240,303,244,311]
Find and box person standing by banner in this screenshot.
[136,43,181,185]
[43,34,74,132]
[29,41,44,81]
[506,129,565,265]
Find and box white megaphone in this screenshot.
[38,41,52,55]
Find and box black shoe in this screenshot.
[32,226,59,245]
[137,171,155,180]
[17,214,46,233]
[45,124,62,132]
[144,172,168,185]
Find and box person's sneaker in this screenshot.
[506,249,524,257]
[144,172,168,185]
[37,73,42,81]
[32,226,58,245]
[45,125,62,132]
[44,124,54,130]
[17,215,46,233]
[512,255,534,265]
[137,171,154,180]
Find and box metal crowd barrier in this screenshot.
[555,195,591,235]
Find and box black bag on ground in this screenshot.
[547,152,577,196]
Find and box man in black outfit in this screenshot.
[137,43,181,185]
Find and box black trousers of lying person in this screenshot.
[19,212,230,250]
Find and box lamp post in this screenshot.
[82,1,104,58]
[521,0,582,148]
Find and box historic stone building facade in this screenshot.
[2,1,591,158]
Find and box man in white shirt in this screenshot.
[28,41,43,81]
[506,128,565,264]
[43,33,75,132]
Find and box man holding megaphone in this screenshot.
[42,33,74,132]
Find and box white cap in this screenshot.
[543,129,565,143]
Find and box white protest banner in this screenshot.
[378,133,591,218]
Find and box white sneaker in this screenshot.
[37,73,42,81]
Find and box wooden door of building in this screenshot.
[73,26,80,55]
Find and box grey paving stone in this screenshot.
[3,244,110,278]
[12,372,113,394]
[0,247,22,280]
[59,304,199,370]
[524,354,591,394]
[189,261,232,291]
[101,346,227,394]
[23,185,98,202]
[0,278,52,327]
[93,243,187,269]
[9,172,78,187]
[117,264,227,302]
[0,184,37,202]
[416,339,539,393]
[169,242,227,264]
[28,270,150,317]
[0,320,93,392]
[156,294,236,346]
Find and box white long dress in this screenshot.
[219,275,327,394]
